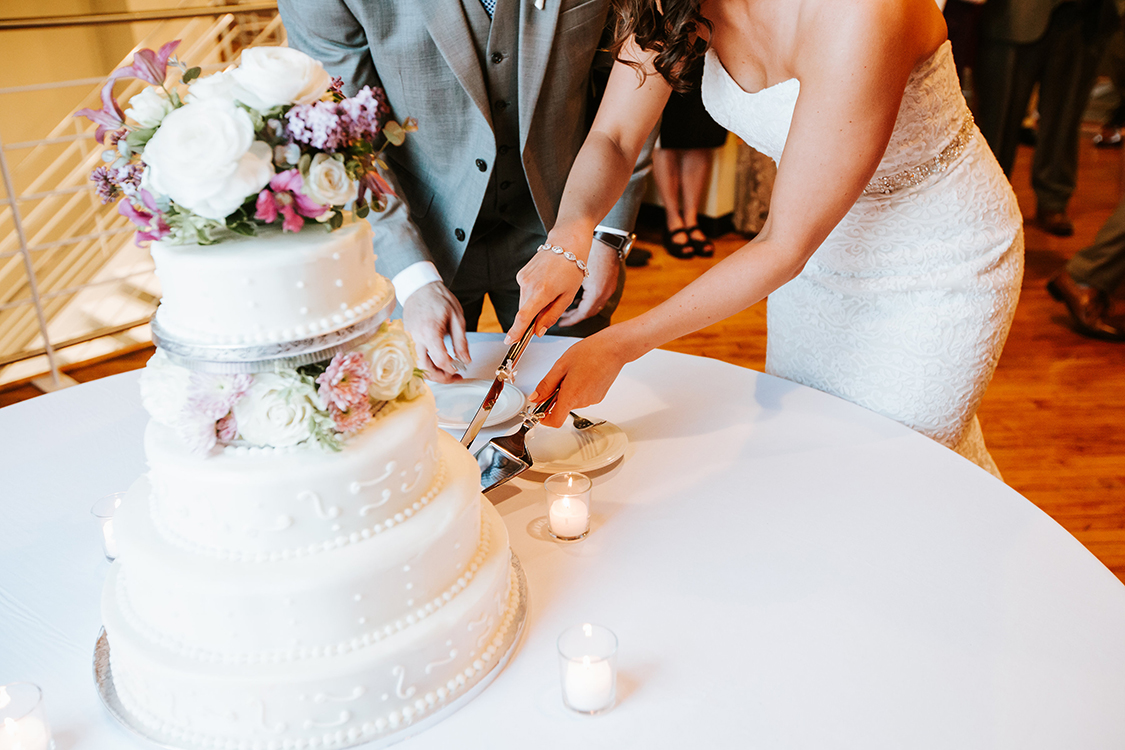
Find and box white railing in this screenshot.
[0,3,285,391]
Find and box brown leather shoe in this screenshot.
[1046,272,1125,341]
[1035,209,1074,237]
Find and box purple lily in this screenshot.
[255,169,327,233]
[74,82,125,145]
[119,188,171,245]
[113,40,181,87]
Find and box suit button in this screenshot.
[455,228,466,241]
[491,52,504,64]
[475,159,487,172]
[500,180,511,190]
[495,100,509,111]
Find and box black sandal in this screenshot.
[663,227,694,259]
[685,225,714,258]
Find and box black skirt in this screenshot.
[659,68,728,150]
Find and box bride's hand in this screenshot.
[529,328,629,428]
[507,233,592,344]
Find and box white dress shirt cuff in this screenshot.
[593,224,628,237]
[391,261,443,307]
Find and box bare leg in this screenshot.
[679,148,715,254]
[652,148,693,258]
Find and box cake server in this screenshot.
[460,310,545,449]
[475,385,561,493]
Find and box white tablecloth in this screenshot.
[2,334,1124,749]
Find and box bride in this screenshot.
[510,0,1024,477]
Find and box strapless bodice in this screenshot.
[701,40,971,190]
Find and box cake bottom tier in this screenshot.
[101,500,517,750]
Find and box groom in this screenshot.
[278,0,655,380]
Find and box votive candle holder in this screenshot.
[545,472,591,541]
[91,492,125,562]
[0,682,55,750]
[557,623,617,715]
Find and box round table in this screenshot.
[2,334,1123,749]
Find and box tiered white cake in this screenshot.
[101,223,521,748]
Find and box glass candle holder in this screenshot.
[544,472,591,541]
[91,492,125,562]
[0,682,55,750]
[557,623,617,715]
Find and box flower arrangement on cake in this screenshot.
[77,41,416,245]
[140,320,426,455]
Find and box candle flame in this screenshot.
[3,717,17,734]
[0,686,8,709]
[583,623,592,638]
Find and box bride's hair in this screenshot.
[608,0,712,92]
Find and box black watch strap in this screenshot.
[592,230,636,261]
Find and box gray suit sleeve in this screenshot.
[279,0,434,277]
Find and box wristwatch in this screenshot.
[592,230,636,261]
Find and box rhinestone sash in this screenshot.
[863,113,976,197]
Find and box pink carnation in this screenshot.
[255,169,327,233]
[330,402,371,433]
[216,412,238,442]
[316,351,373,410]
[187,372,253,421]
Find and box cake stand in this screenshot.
[94,555,529,749]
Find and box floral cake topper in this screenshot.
[78,42,416,246]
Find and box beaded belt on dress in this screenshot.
[863,113,976,197]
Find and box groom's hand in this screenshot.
[402,282,471,384]
[556,241,620,328]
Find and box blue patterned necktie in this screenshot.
[480,0,496,18]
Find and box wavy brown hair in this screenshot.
[607,0,712,92]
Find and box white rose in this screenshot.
[304,153,355,207]
[125,86,174,129]
[139,349,191,426]
[232,373,321,447]
[185,70,253,106]
[142,99,274,220]
[230,47,331,111]
[359,320,418,401]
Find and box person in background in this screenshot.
[975,0,1119,236]
[1047,190,1125,340]
[1093,21,1125,147]
[651,55,728,259]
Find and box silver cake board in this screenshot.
[94,554,529,749]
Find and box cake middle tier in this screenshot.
[115,430,485,660]
[146,391,443,559]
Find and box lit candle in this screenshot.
[563,655,614,713]
[548,497,589,539]
[0,716,51,750]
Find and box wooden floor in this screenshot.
[3,135,1123,582]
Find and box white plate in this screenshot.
[431,379,526,429]
[525,419,628,474]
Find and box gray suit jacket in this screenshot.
[279,0,653,282]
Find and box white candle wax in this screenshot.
[101,519,118,560]
[564,656,614,712]
[548,497,589,538]
[0,716,51,750]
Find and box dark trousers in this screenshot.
[976,2,1114,213]
[1068,189,1125,293]
[449,221,625,338]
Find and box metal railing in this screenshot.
[0,2,283,391]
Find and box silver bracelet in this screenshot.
[538,241,589,278]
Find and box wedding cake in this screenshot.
[84,44,523,749]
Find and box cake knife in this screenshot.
[459,310,545,449]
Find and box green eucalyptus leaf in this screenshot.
[182,66,202,84]
[125,127,157,149]
[383,120,405,146]
[355,203,370,219]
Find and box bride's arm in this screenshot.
[531,0,946,424]
[506,40,671,342]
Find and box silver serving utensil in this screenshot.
[569,412,606,430]
[475,385,561,494]
[460,309,546,449]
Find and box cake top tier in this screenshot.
[151,222,393,349]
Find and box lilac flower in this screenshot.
[316,351,373,410]
[255,169,327,233]
[338,86,390,142]
[118,189,170,246]
[91,167,120,204]
[91,163,144,204]
[329,402,371,434]
[284,100,348,151]
[187,372,253,420]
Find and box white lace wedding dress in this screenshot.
[702,41,1024,478]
